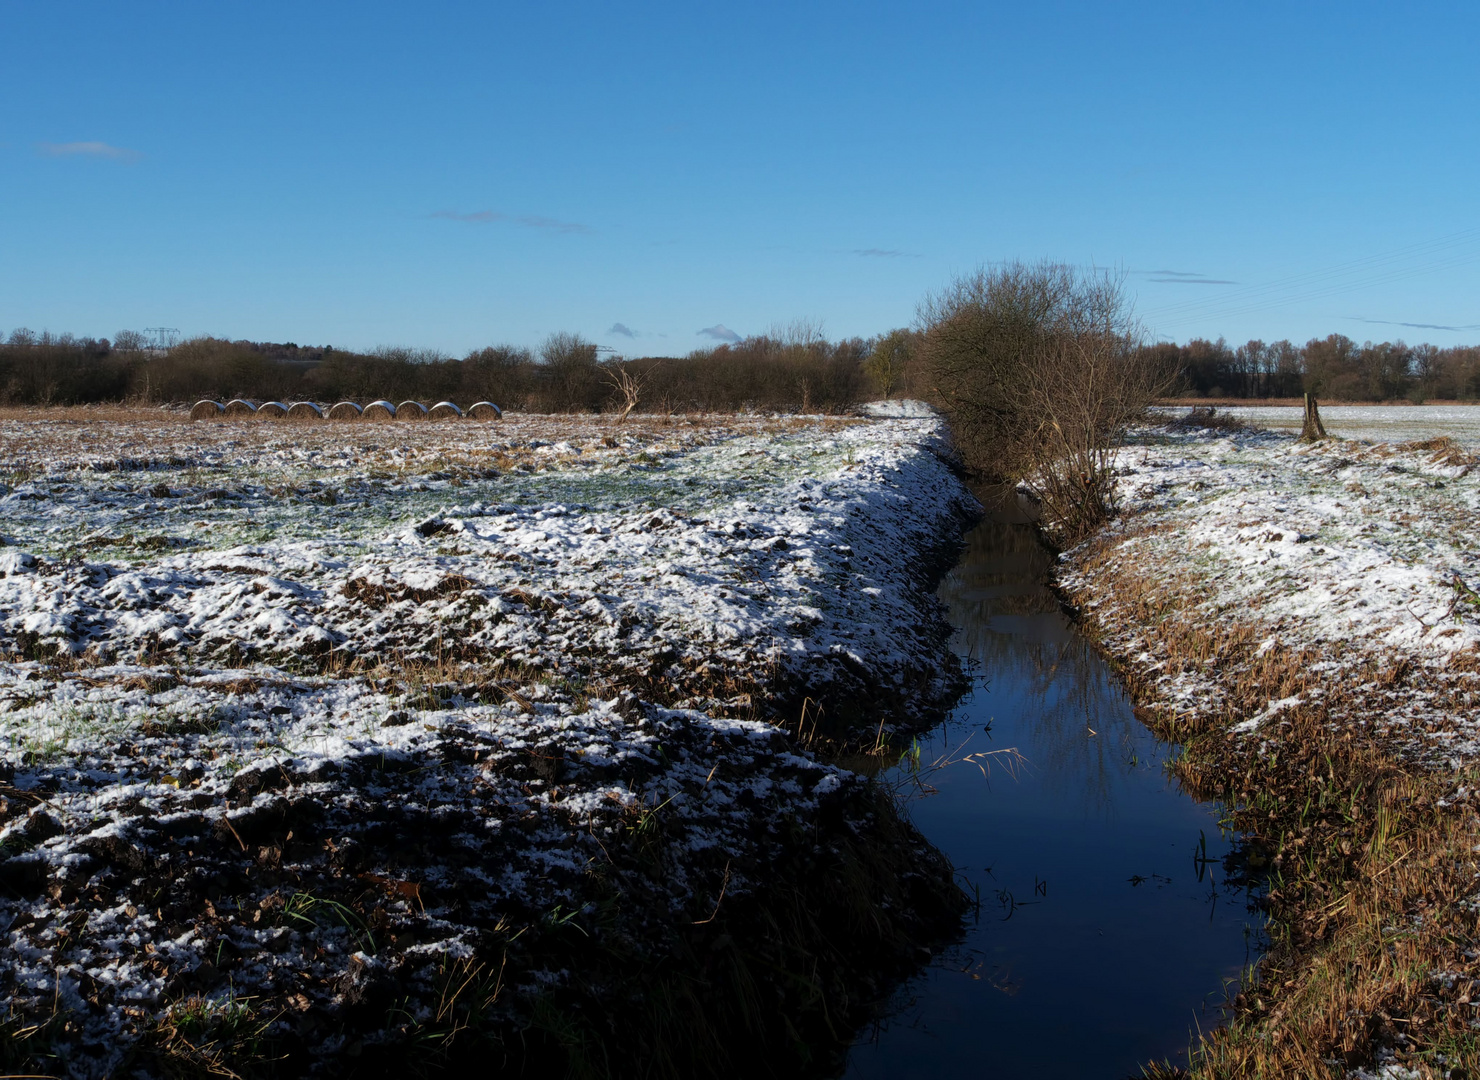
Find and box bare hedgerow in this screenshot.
[918,261,1172,544]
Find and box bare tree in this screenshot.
[604,362,651,422]
[768,318,826,348]
[538,332,601,411]
[113,329,147,352]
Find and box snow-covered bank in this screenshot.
[1059,425,1480,762]
[0,411,975,1076]
[1056,422,1480,1077]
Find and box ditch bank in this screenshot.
[1054,423,1480,1079]
[0,411,978,1078]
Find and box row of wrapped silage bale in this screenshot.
[189,399,502,421]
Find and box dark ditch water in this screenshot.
[843,489,1263,1080]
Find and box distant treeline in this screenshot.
[1143,335,1480,401]
[0,328,869,413]
[5,325,1480,410]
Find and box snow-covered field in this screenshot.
[1061,420,1480,761]
[0,410,973,1075]
[1156,404,1480,448]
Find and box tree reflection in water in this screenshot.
[843,486,1260,1080]
[938,490,1149,818]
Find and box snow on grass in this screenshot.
[0,410,974,1075]
[1059,419,1480,760]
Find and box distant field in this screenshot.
[1157,403,1480,446]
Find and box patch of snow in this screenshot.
[859,399,938,419]
[1062,418,1480,763]
[0,412,975,1072]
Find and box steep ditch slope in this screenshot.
[0,412,975,1078]
[1058,424,1480,1078]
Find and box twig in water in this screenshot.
[887,731,1027,800]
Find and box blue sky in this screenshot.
[4,1,1479,355]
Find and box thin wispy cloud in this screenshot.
[608,323,637,338]
[431,209,592,235]
[1146,277,1237,284]
[37,141,142,162]
[1141,269,1238,285]
[1350,317,1480,333]
[853,248,918,258]
[434,210,499,223]
[698,324,741,343]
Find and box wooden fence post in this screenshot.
[1300,392,1328,442]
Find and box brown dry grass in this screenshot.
[1400,436,1480,468]
[1156,398,1480,408]
[1166,406,1251,433]
[1064,538,1480,1079]
[0,403,185,423]
[0,411,865,478]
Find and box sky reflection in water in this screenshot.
[844,491,1262,1080]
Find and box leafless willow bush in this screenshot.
[920,261,1170,543]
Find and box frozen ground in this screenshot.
[0,410,974,1075]
[1059,421,1480,762]
[1155,404,1480,448]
